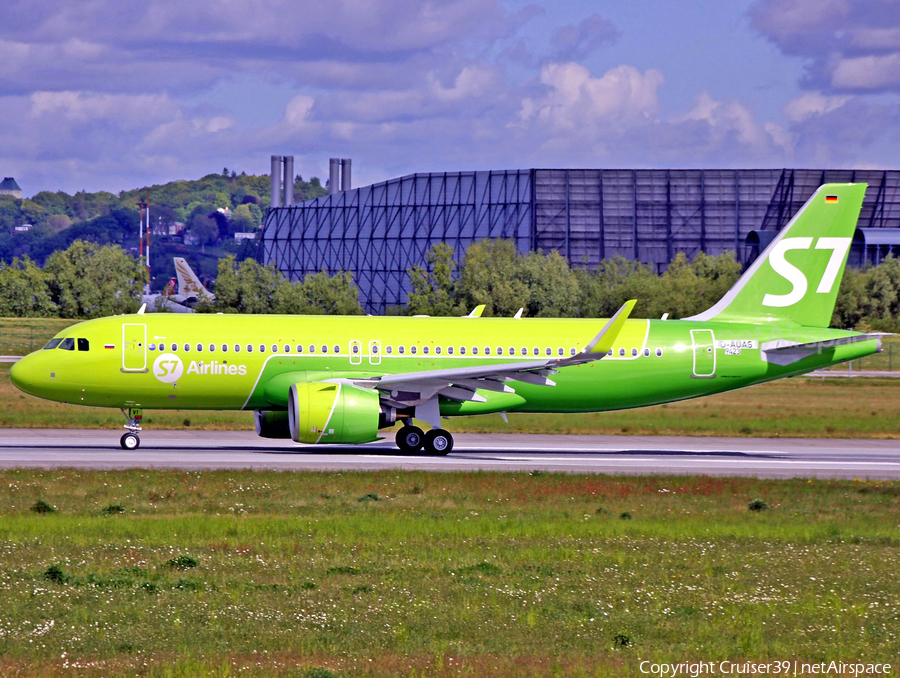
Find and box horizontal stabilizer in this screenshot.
[761,333,885,366]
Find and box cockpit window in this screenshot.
[44,338,62,350]
[58,338,75,351]
[77,338,89,352]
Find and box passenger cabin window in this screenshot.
[521,348,527,356]
[234,344,241,353]
[422,346,429,355]
[509,347,514,355]
[570,348,577,356]
[497,347,503,355]
[545,348,552,356]
[171,343,178,352]
[272,344,278,353]
[333,345,339,354]
[656,348,663,357]
[183,343,191,352]
[435,347,441,355]
[631,348,638,357]
[209,344,216,352]
[321,345,328,354]
[44,338,62,350]
[309,345,315,353]
[259,344,266,353]
[246,345,253,353]
[533,348,539,356]
[284,345,290,353]
[399,346,405,355]
[448,347,454,355]
[558,348,564,356]
[221,344,228,352]
[411,346,417,355]
[619,348,625,357]
[196,343,203,352]
[460,347,466,355]
[472,347,478,355]
[643,348,650,357]
[77,338,89,352]
[386,346,392,355]
[296,345,303,353]
[484,347,491,356]
[59,338,75,351]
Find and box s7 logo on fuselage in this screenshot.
[762,237,851,308]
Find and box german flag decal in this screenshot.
[825,195,838,203]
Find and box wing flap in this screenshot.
[362,299,637,404]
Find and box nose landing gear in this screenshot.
[120,407,143,450]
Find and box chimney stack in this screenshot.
[282,156,294,206]
[329,158,341,195]
[340,158,352,191]
[270,155,282,208]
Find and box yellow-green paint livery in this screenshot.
[8,183,885,453]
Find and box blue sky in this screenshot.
[2,0,899,196]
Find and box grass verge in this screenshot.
[0,469,896,677]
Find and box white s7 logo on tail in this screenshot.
[762,237,851,308]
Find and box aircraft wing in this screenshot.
[347,300,636,411]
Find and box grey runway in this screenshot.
[0,429,898,479]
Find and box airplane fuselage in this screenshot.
[10,313,879,415]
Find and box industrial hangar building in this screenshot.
[259,167,900,314]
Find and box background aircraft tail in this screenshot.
[687,183,866,327]
[174,258,213,300]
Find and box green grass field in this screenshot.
[0,470,896,677]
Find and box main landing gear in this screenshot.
[120,407,143,450]
[395,422,454,456]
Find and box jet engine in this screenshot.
[287,381,381,444]
[254,410,291,439]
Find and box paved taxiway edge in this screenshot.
[0,429,898,479]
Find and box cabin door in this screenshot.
[690,329,716,379]
[122,323,147,372]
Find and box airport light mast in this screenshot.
[137,190,151,293]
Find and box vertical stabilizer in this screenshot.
[174,258,213,300]
[687,183,866,327]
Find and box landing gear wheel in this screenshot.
[120,432,140,450]
[424,429,453,456]
[396,426,425,453]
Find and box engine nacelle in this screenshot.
[288,382,380,444]
[254,410,291,439]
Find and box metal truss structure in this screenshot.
[260,168,900,313]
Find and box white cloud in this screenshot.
[831,53,900,90]
[784,92,851,121]
[676,91,792,154]
[518,63,664,133]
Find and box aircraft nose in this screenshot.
[9,354,40,396]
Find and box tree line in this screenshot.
[0,171,327,268]
[0,238,898,331]
[407,239,900,331]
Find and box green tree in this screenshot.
[43,241,142,318]
[189,214,218,246]
[455,239,529,316]
[231,204,260,232]
[274,271,362,315]
[0,257,57,317]
[518,250,581,317]
[407,243,456,316]
[211,255,283,314]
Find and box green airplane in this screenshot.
[10,183,884,455]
